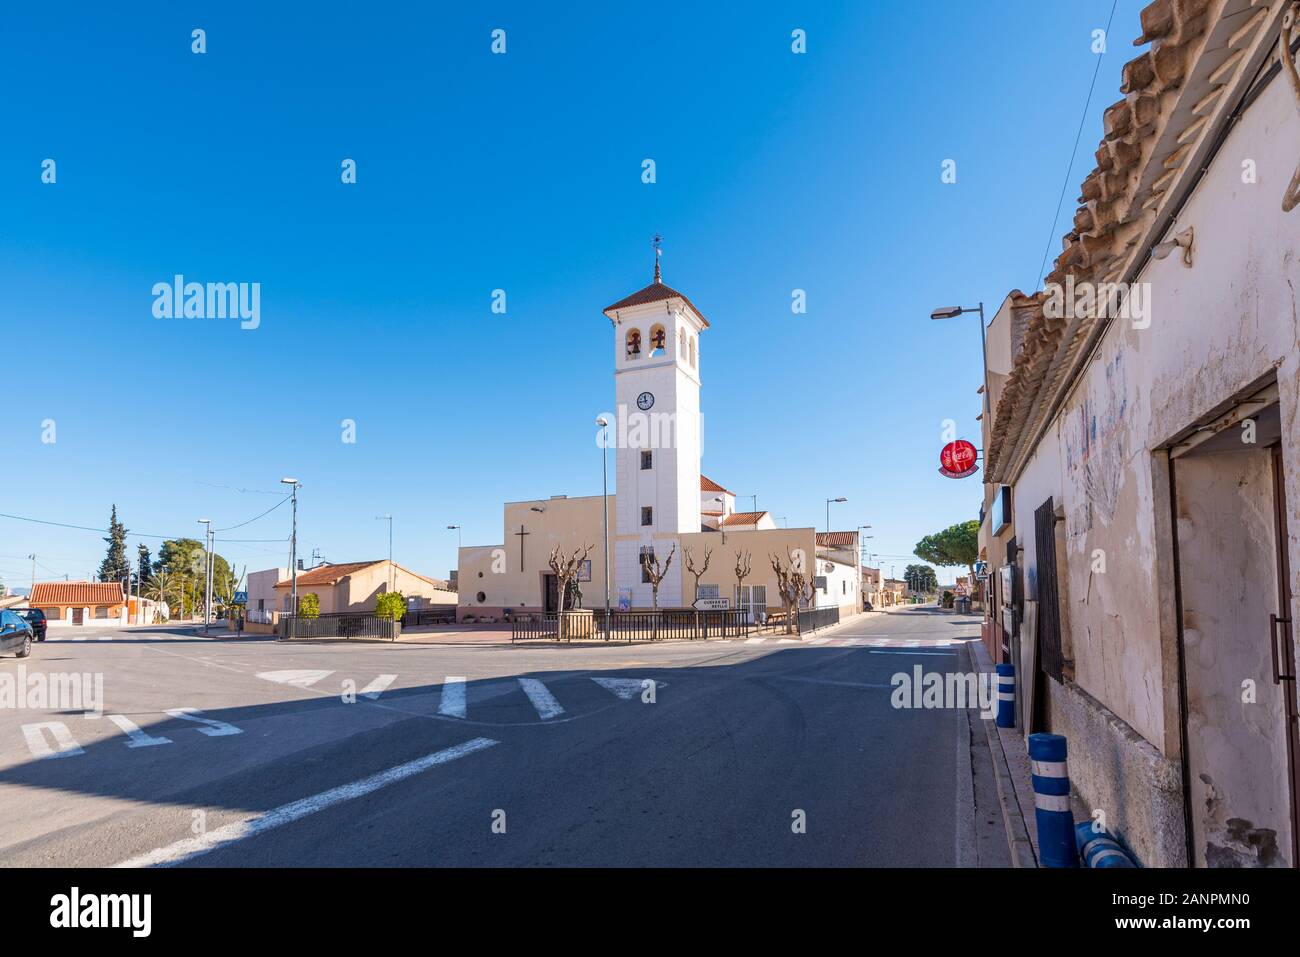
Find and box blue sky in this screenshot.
[0,0,1145,589]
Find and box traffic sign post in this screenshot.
[693,597,730,611]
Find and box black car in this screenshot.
[15,607,46,641]
[0,610,33,658]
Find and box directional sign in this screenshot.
[693,597,730,611]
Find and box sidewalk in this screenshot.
[968,637,1040,868]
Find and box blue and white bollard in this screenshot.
[995,663,1016,728]
[1074,822,1137,868]
[1029,732,1078,867]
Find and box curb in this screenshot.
[968,637,1039,868]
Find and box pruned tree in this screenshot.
[549,543,594,641]
[734,549,753,629]
[682,545,713,602]
[770,549,814,636]
[639,543,676,612]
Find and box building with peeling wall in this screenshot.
[983,0,1300,867]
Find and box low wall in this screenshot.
[1048,677,1186,867]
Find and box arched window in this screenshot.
[679,328,687,358]
[625,327,642,359]
[649,323,667,357]
[689,337,697,368]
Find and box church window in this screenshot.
[641,506,653,527]
[689,337,696,367]
[679,328,687,356]
[649,323,667,357]
[476,591,486,603]
[626,328,642,359]
[640,450,652,470]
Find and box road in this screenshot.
[0,606,1010,867]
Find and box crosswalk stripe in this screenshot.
[809,637,832,645]
[360,674,398,700]
[114,737,499,868]
[591,676,655,700]
[517,678,564,720]
[439,676,467,718]
[744,637,766,644]
[108,714,172,748]
[21,722,83,759]
[256,669,335,688]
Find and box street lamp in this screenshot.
[825,497,847,538]
[375,514,393,591]
[856,524,873,612]
[197,518,212,633]
[930,303,991,419]
[596,415,611,633]
[446,524,462,549]
[281,478,300,635]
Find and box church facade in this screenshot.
[455,259,862,621]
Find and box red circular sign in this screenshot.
[939,440,978,478]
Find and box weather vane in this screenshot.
[652,234,662,282]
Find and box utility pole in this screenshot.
[28,554,35,593]
[376,514,393,591]
[282,478,300,635]
[198,518,212,634]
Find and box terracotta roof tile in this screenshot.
[700,475,733,495]
[30,581,125,605]
[720,511,767,527]
[816,531,858,547]
[274,561,383,588]
[603,281,710,327]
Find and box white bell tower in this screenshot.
[602,241,708,608]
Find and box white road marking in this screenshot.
[744,637,766,645]
[360,674,398,700]
[439,676,467,718]
[114,737,499,868]
[164,708,243,737]
[809,637,832,645]
[843,638,867,647]
[107,714,172,748]
[868,650,956,657]
[22,722,84,759]
[517,678,564,720]
[98,636,113,641]
[903,640,921,648]
[256,669,335,688]
[590,677,664,700]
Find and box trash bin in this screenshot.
[956,597,971,614]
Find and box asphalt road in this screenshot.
[0,606,1009,867]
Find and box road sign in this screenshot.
[974,561,989,581]
[693,597,730,611]
[233,591,248,604]
[939,440,979,479]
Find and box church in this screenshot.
[455,252,863,622]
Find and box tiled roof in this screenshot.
[987,0,1278,481]
[603,281,710,328]
[816,531,858,547]
[274,561,383,588]
[700,475,733,495]
[720,511,767,527]
[30,581,125,605]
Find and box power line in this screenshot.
[214,495,291,532]
[0,511,286,543]
[1034,0,1120,289]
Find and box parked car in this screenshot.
[15,607,46,641]
[0,609,33,658]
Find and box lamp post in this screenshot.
[197,518,212,634]
[446,525,462,549]
[596,416,611,632]
[376,514,393,591]
[857,524,872,612]
[825,497,847,538]
[281,478,300,634]
[930,303,990,419]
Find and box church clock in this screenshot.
[636,391,655,411]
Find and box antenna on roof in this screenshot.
[652,234,662,283]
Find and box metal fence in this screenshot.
[400,605,457,628]
[281,613,400,641]
[797,606,840,634]
[511,609,749,643]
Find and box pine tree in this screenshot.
[136,543,152,588]
[98,505,130,583]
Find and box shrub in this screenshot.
[298,593,320,619]
[375,592,406,620]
